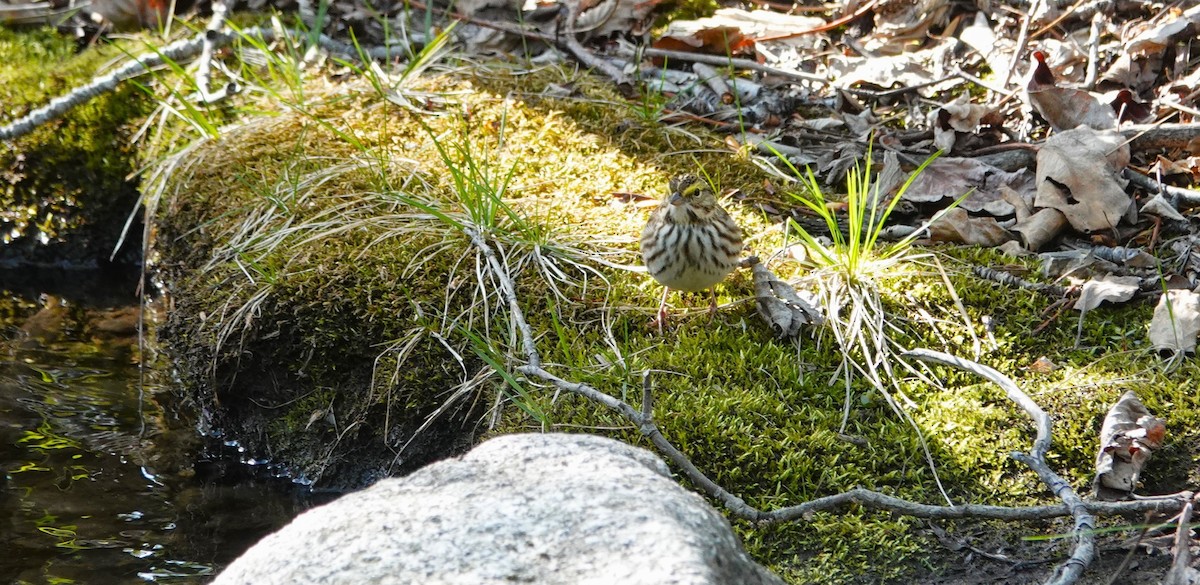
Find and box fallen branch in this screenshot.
[0,27,402,142]
[1162,495,1197,585]
[460,228,1190,581]
[904,349,1094,585]
[1124,170,1200,210]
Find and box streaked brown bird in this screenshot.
[640,174,744,330]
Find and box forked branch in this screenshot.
[463,228,1188,585]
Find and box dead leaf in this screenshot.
[828,52,937,91]
[1124,4,1200,56]
[902,157,1035,216]
[1034,127,1132,233]
[748,257,823,339]
[958,12,1011,83]
[1026,51,1117,132]
[1011,208,1067,252]
[1073,274,1140,313]
[653,24,756,57]
[690,8,825,47]
[1149,289,1200,355]
[930,95,995,153]
[1093,391,1166,500]
[861,0,952,55]
[927,208,1014,246]
[1026,356,1058,373]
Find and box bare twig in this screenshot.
[973,265,1070,298]
[1082,12,1102,90]
[195,0,237,103]
[639,48,832,87]
[463,187,1189,582]
[1125,170,1200,210]
[904,349,1095,585]
[1001,0,1041,94]
[0,27,403,142]
[1162,496,1198,585]
[464,228,541,369]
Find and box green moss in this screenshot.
[148,56,1200,583]
[0,29,158,265]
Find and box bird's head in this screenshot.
[666,174,719,220]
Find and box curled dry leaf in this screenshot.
[1093,391,1166,500]
[1149,289,1200,355]
[690,8,825,47]
[827,46,950,92]
[1026,51,1117,132]
[1011,207,1067,252]
[1026,356,1058,373]
[1141,193,1187,223]
[1073,274,1140,313]
[927,208,1014,246]
[654,12,758,57]
[930,95,995,152]
[1034,127,1132,233]
[747,257,823,339]
[1124,4,1200,56]
[862,0,951,55]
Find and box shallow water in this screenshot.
[1,270,315,584]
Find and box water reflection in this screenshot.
[1,270,315,584]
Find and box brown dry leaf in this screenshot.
[1149,289,1200,355]
[1026,51,1117,132]
[1026,356,1058,373]
[902,157,1035,216]
[929,95,994,152]
[749,258,823,339]
[1093,391,1167,500]
[1073,274,1140,313]
[861,0,951,55]
[690,8,825,48]
[927,208,1013,246]
[1141,193,1187,223]
[828,54,935,90]
[1011,208,1067,252]
[1034,127,1132,233]
[1124,4,1200,56]
[653,23,755,57]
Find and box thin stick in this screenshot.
[1162,496,1197,585]
[1000,0,1042,94]
[904,349,1095,585]
[0,27,402,142]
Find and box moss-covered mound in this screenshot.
[149,58,1200,583]
[0,29,156,266]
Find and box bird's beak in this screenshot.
[669,193,684,205]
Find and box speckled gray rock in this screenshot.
[212,433,785,585]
